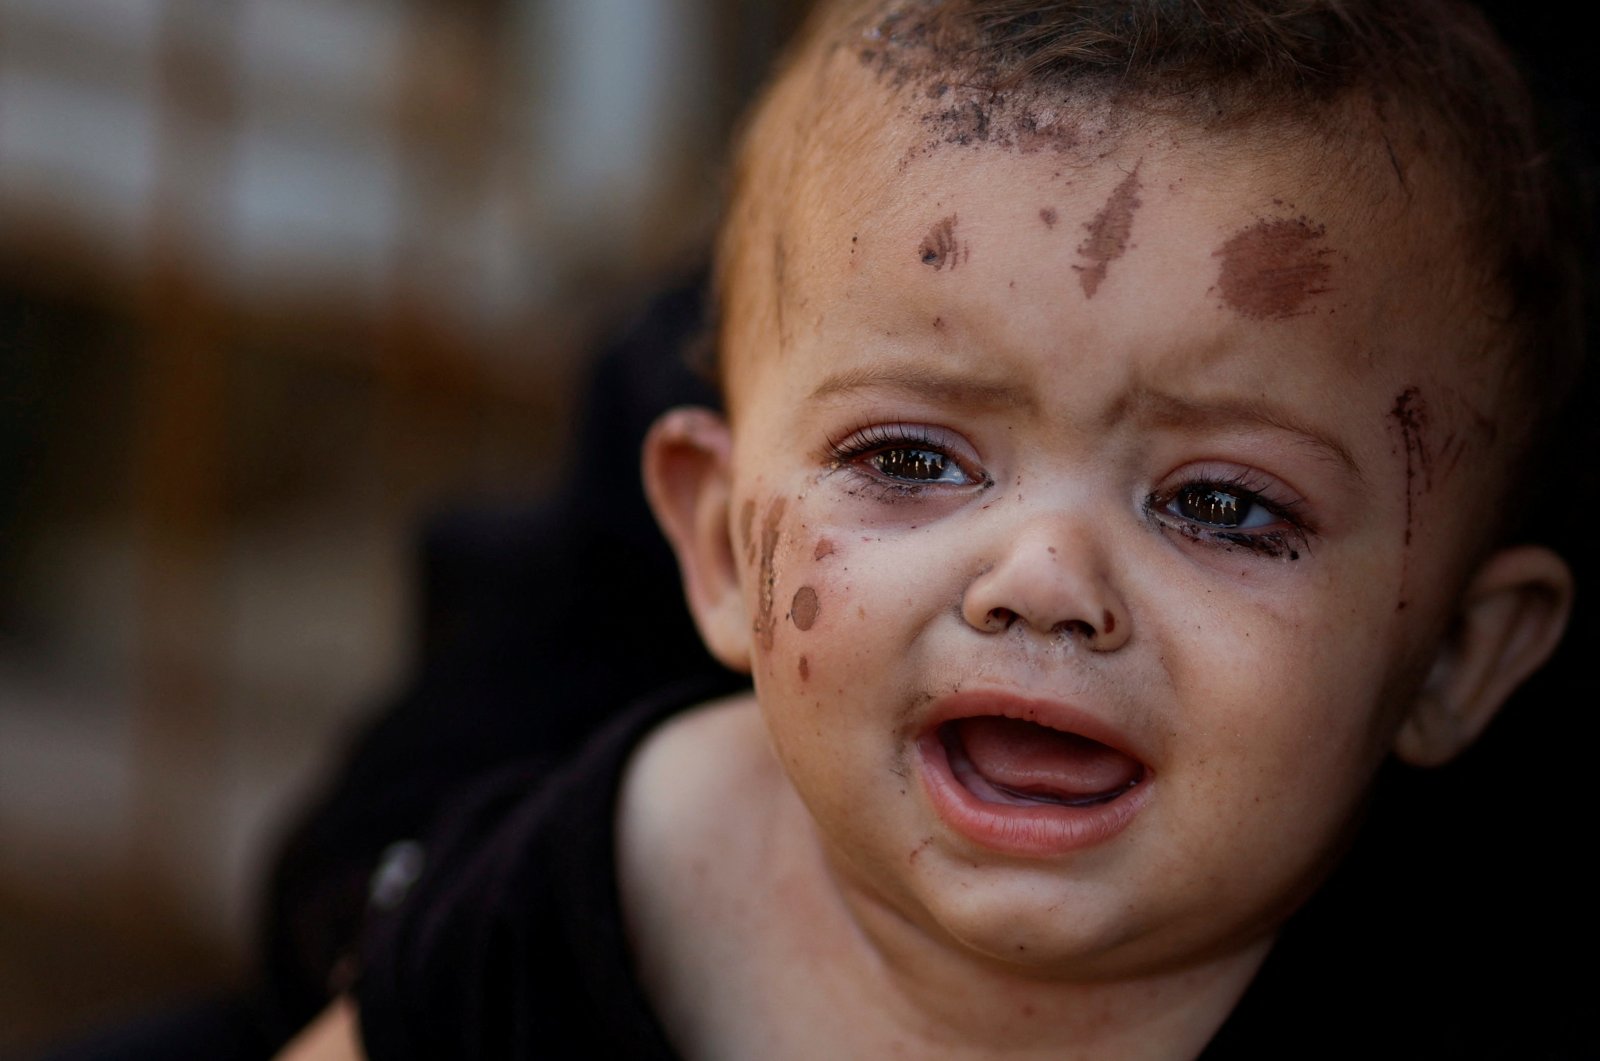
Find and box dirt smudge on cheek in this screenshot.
[1387,386,1433,609]
[739,500,756,565]
[813,538,835,560]
[918,214,968,271]
[1074,164,1142,298]
[790,586,820,631]
[1389,386,1432,547]
[1214,217,1333,319]
[754,498,787,652]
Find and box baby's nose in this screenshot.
[960,520,1130,651]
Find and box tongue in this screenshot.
[954,717,1141,803]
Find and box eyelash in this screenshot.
[1145,470,1312,561]
[825,423,991,499]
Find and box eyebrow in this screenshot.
[1120,387,1365,482]
[808,365,1035,410]
[807,365,1363,482]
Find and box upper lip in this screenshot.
[918,688,1153,771]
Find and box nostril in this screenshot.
[986,607,1019,631]
[1052,618,1097,640]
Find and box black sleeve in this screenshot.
[351,686,726,1061]
[257,269,733,1035]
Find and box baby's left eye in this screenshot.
[1166,484,1276,529]
[1148,469,1312,561]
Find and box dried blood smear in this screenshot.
[919,214,966,270]
[1214,217,1332,319]
[1075,165,1142,297]
[754,499,787,651]
[791,586,820,631]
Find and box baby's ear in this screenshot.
[643,406,752,673]
[1395,545,1574,766]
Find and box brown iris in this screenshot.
[874,448,950,482]
[1178,486,1245,527]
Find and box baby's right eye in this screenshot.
[826,423,990,496]
[871,446,967,484]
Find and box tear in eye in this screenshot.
[873,448,964,484]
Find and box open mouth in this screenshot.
[941,717,1144,808]
[916,703,1150,857]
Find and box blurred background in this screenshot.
[0,0,805,1052]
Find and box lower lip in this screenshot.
[915,729,1150,859]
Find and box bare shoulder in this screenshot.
[616,691,783,1045]
[618,690,771,861]
[274,998,363,1061]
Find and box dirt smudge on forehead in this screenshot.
[1214,217,1333,320]
[919,214,968,270]
[1075,164,1142,298]
[754,498,788,652]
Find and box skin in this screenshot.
[630,71,1573,1061]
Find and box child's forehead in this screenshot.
[738,35,1472,331]
[776,96,1481,363]
[796,123,1361,261]
[778,48,1440,259]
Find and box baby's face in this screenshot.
[717,112,1511,978]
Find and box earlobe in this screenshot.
[642,406,752,673]
[1395,545,1574,767]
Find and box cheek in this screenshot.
[748,525,876,780]
[781,538,856,684]
[1154,595,1405,903]
[1154,573,1403,785]
[748,521,867,690]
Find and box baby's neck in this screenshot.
[618,694,1269,1059]
[821,847,1269,1059]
